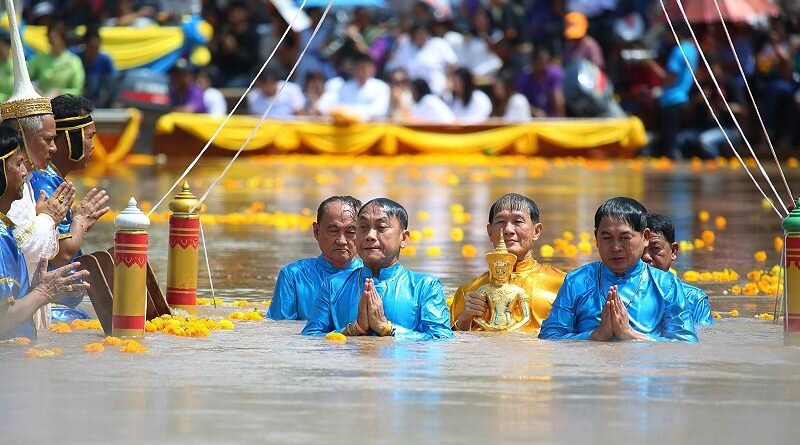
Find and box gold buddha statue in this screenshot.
[473,237,532,332]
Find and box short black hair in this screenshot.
[594,197,647,233]
[645,213,676,244]
[409,78,431,102]
[0,126,22,196]
[317,195,362,223]
[51,94,94,119]
[488,193,540,224]
[358,198,408,230]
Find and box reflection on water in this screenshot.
[2,157,800,443]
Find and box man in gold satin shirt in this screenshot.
[450,193,565,333]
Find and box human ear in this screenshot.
[400,229,410,248]
[531,222,543,240]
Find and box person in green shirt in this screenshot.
[28,24,84,97]
[0,32,12,102]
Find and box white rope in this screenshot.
[674,0,788,215]
[659,0,784,219]
[148,0,311,217]
[713,0,794,203]
[199,219,217,308]
[190,0,335,212]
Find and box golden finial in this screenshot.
[168,181,200,214]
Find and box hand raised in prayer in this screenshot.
[364,278,389,334]
[354,284,370,335]
[589,286,615,341]
[609,285,647,341]
[36,181,75,224]
[73,188,111,232]
[31,258,90,303]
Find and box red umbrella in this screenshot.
[660,0,780,24]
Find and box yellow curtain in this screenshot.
[156,113,648,156]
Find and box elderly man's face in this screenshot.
[487,207,542,262]
[25,115,57,170]
[356,203,409,272]
[641,233,677,272]
[313,201,358,269]
[595,217,650,275]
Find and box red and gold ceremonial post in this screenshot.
[166,182,201,314]
[112,198,150,338]
[782,201,800,345]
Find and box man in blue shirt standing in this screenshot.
[642,213,713,325]
[539,197,697,342]
[268,196,363,321]
[302,198,452,340]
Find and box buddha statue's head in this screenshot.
[486,237,517,284]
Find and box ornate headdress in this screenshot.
[0,127,21,198]
[0,0,52,120]
[55,113,93,162]
[486,237,517,277]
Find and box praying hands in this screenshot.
[589,285,648,341]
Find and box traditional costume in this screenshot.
[1,0,59,329]
[302,263,453,340]
[450,256,565,333]
[0,139,35,340]
[268,255,363,321]
[539,260,697,342]
[683,282,713,325]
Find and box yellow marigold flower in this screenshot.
[426,246,442,257]
[540,244,555,258]
[422,227,435,238]
[120,340,148,353]
[325,332,347,343]
[196,298,210,305]
[461,244,477,257]
[446,296,454,308]
[757,280,773,293]
[698,210,710,222]
[14,337,31,345]
[84,343,105,353]
[579,232,592,242]
[562,231,574,241]
[712,312,722,319]
[578,240,592,255]
[728,309,740,317]
[679,240,694,251]
[754,251,767,262]
[683,271,700,283]
[26,348,61,358]
[564,244,578,258]
[775,236,784,252]
[761,198,773,210]
[403,245,417,256]
[409,230,423,243]
[788,157,799,168]
[231,300,250,307]
[698,272,712,281]
[145,321,157,333]
[553,238,568,250]
[746,270,762,281]
[416,211,431,221]
[243,311,264,321]
[729,285,742,295]
[48,322,72,334]
[104,336,124,345]
[742,283,759,296]
[450,227,464,242]
[450,203,465,214]
[217,319,235,330]
[757,312,775,320]
[693,239,706,249]
[228,311,245,320]
[714,216,727,230]
[701,230,715,246]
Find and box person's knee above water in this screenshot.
[642,213,713,325]
[450,193,565,333]
[539,197,697,342]
[268,196,363,321]
[0,126,89,340]
[27,94,111,321]
[302,198,453,340]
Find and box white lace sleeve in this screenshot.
[7,181,59,280]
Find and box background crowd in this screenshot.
[3,0,800,158]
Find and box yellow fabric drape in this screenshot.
[0,20,211,70]
[92,108,141,164]
[156,113,648,156]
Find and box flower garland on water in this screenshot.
[26,347,62,358]
[146,314,235,337]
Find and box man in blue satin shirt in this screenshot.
[268,196,363,320]
[539,197,697,342]
[302,198,452,340]
[642,213,713,325]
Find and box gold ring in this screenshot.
[58,196,66,203]
[65,284,73,292]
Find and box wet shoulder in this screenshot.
[681,281,707,299]
[563,262,597,282]
[537,264,567,289]
[404,268,444,289]
[281,257,318,276]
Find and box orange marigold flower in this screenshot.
[325,332,347,343]
[84,343,105,353]
[104,336,124,345]
[120,340,147,353]
[701,230,715,246]
[714,216,727,230]
[14,337,31,345]
[754,251,767,262]
[461,244,477,257]
[746,271,762,281]
[683,270,700,282]
[728,309,740,317]
[48,322,72,334]
[693,239,706,249]
[403,245,417,256]
[775,236,784,252]
[729,285,742,295]
[712,312,722,319]
[698,210,710,222]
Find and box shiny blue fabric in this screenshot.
[302,263,453,340]
[0,219,35,340]
[539,260,697,342]
[268,255,362,321]
[683,282,713,326]
[29,165,82,308]
[50,305,90,323]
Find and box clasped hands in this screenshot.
[348,278,391,336]
[589,285,648,341]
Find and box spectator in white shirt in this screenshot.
[197,68,228,117]
[491,71,532,122]
[385,25,457,96]
[301,71,326,116]
[445,9,503,81]
[316,54,391,121]
[247,70,305,119]
[408,78,456,124]
[387,68,414,121]
[447,67,492,124]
